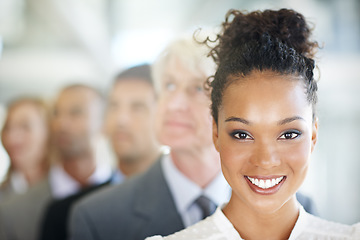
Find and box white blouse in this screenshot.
[146,205,360,240]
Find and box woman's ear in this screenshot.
[212,119,220,152]
[311,117,319,153]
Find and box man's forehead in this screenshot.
[162,69,206,83]
[56,91,96,108]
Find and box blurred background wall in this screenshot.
[0,0,359,225]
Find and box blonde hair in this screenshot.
[152,34,216,93]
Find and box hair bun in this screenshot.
[220,8,318,61]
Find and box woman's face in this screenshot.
[213,71,318,214]
[2,103,48,170]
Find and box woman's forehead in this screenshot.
[220,73,312,120]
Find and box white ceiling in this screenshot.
[0,0,359,104]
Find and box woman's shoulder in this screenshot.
[146,207,241,240]
[145,217,221,240]
[299,212,360,239]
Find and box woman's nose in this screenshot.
[250,142,281,169]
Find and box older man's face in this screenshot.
[155,57,213,152]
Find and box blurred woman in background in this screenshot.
[0,97,51,200]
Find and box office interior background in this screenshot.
[0,0,359,225]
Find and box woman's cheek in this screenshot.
[283,140,312,171]
[220,142,249,174]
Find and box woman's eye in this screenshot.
[279,131,301,140]
[233,132,252,140]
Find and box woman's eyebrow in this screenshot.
[225,116,250,125]
[277,116,305,125]
[224,116,305,125]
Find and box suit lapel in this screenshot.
[132,158,184,238]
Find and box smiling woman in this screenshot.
[216,71,317,223]
[146,8,360,240]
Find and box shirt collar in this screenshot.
[212,203,306,240]
[9,170,28,194]
[162,154,231,214]
[203,171,231,208]
[288,203,307,240]
[213,206,243,239]
[111,169,126,184]
[49,163,113,199]
[88,163,113,184]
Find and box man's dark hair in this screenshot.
[114,64,153,86]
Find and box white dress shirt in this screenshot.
[147,204,360,240]
[162,154,231,227]
[9,171,29,194]
[49,163,112,199]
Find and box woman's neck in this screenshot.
[223,195,299,240]
[21,164,47,186]
[170,146,221,188]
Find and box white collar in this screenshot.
[213,206,243,239]
[49,163,112,199]
[162,154,231,214]
[9,170,28,194]
[288,204,308,239]
[212,203,307,240]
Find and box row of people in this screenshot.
[0,37,316,240]
[0,64,161,239]
[1,7,358,240]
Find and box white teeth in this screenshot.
[247,176,284,189]
[259,180,265,188]
[275,177,282,184]
[265,179,271,188]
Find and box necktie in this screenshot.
[194,195,217,220]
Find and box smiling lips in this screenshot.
[245,176,286,195]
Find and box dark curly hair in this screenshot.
[205,9,319,124]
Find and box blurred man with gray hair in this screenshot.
[69,35,230,240]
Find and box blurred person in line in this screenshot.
[0,97,50,201]
[147,9,360,240]
[39,64,162,240]
[69,35,231,240]
[104,64,162,176]
[0,84,112,240]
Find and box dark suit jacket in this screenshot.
[39,179,112,240]
[69,159,184,240]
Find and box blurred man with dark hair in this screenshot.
[105,64,161,177]
[39,64,162,240]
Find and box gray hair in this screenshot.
[151,34,216,93]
